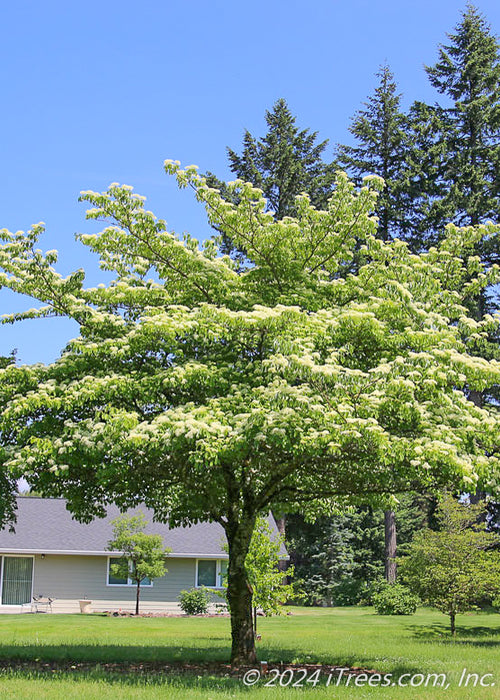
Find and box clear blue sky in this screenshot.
[1,0,499,364]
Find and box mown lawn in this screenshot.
[0,606,498,698]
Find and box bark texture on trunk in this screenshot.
[384,509,397,583]
[226,521,257,666]
[274,514,286,537]
[450,611,456,636]
[274,513,287,572]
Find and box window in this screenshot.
[196,559,228,588]
[219,560,228,588]
[107,557,152,587]
[0,556,34,605]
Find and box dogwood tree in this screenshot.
[1,163,500,663]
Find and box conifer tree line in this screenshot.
[207,3,500,604]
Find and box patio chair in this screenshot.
[31,595,54,613]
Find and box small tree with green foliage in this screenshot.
[107,512,170,614]
[400,495,500,635]
[221,517,294,632]
[246,518,295,632]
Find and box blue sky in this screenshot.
[1,0,500,364]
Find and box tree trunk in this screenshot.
[384,510,397,583]
[136,581,140,615]
[274,514,286,537]
[468,390,485,506]
[450,610,456,637]
[226,519,257,666]
[468,389,483,408]
[274,512,287,573]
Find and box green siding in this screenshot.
[33,554,196,604]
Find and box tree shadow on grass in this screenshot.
[0,643,232,665]
[0,667,243,691]
[0,641,380,668]
[0,640,401,669]
[0,661,426,691]
[407,622,500,646]
[0,643,424,688]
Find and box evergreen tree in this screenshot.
[333,69,428,579]
[228,98,337,218]
[287,508,385,606]
[406,5,500,425]
[407,1,500,557]
[287,495,435,606]
[0,350,17,370]
[337,64,409,241]
[206,99,337,260]
[206,100,337,537]
[409,4,500,242]
[403,101,452,250]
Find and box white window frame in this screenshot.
[106,556,153,588]
[0,554,35,606]
[195,559,228,589]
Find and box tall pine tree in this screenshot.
[402,101,452,250]
[206,99,337,261]
[205,99,337,538]
[336,64,409,241]
[409,4,500,242]
[227,98,337,219]
[287,495,435,606]
[406,5,500,514]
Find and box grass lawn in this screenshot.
[0,606,498,698]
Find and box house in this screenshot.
[0,497,285,613]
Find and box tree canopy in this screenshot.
[1,164,500,662]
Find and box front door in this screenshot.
[1,557,33,605]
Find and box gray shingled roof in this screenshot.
[0,498,287,558]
